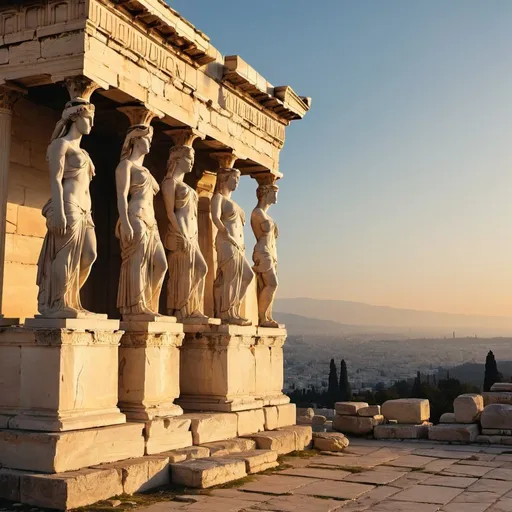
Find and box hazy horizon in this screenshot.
[276,296,512,319]
[172,1,512,318]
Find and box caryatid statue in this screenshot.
[115,106,167,318]
[36,80,101,318]
[212,164,254,325]
[161,136,208,321]
[251,179,280,327]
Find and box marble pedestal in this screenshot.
[178,325,265,412]
[254,327,290,406]
[0,322,126,432]
[118,318,184,421]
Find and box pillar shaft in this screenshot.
[0,87,21,317]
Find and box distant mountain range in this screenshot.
[274,298,512,337]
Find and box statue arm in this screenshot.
[161,179,181,234]
[211,193,226,234]
[115,160,132,237]
[47,139,68,236]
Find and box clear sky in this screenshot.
[171,0,512,317]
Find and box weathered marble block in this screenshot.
[491,383,512,392]
[439,412,456,423]
[333,414,384,434]
[335,402,369,416]
[428,423,480,443]
[482,392,512,406]
[0,326,126,432]
[118,322,184,421]
[0,423,144,473]
[381,398,430,424]
[453,394,483,423]
[481,404,512,430]
[254,327,290,406]
[178,325,264,412]
[358,405,381,417]
[313,432,349,451]
[374,423,430,440]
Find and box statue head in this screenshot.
[49,97,95,143]
[120,124,153,161]
[216,168,241,193]
[166,145,195,177]
[256,184,279,206]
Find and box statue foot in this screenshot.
[188,310,209,320]
[219,315,251,326]
[233,316,252,326]
[45,307,81,318]
[139,307,160,316]
[260,320,280,328]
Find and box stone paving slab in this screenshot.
[343,469,407,485]
[365,501,441,512]
[451,490,504,503]
[440,504,492,512]
[387,471,432,489]
[294,479,375,500]
[467,477,512,495]
[391,484,463,504]
[422,474,478,488]
[488,498,512,511]
[249,494,345,512]
[237,474,313,495]
[308,455,385,469]
[182,496,262,511]
[412,448,473,459]
[384,454,438,468]
[422,458,457,473]
[442,463,495,477]
[208,488,271,502]
[336,485,400,511]
[279,466,350,480]
[483,468,512,481]
[457,459,504,468]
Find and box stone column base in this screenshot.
[118,321,184,421]
[177,325,264,412]
[0,323,126,432]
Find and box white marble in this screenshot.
[212,168,254,325]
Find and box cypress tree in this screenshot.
[484,350,501,392]
[411,370,422,397]
[328,358,338,407]
[339,359,352,401]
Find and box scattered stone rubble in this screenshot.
[315,384,512,445]
[333,402,385,435]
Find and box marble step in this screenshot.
[170,449,279,488]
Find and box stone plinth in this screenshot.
[0,325,126,432]
[0,317,19,327]
[144,417,192,455]
[178,324,264,412]
[254,327,290,406]
[118,321,184,421]
[0,423,145,473]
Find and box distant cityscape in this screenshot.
[283,333,512,395]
